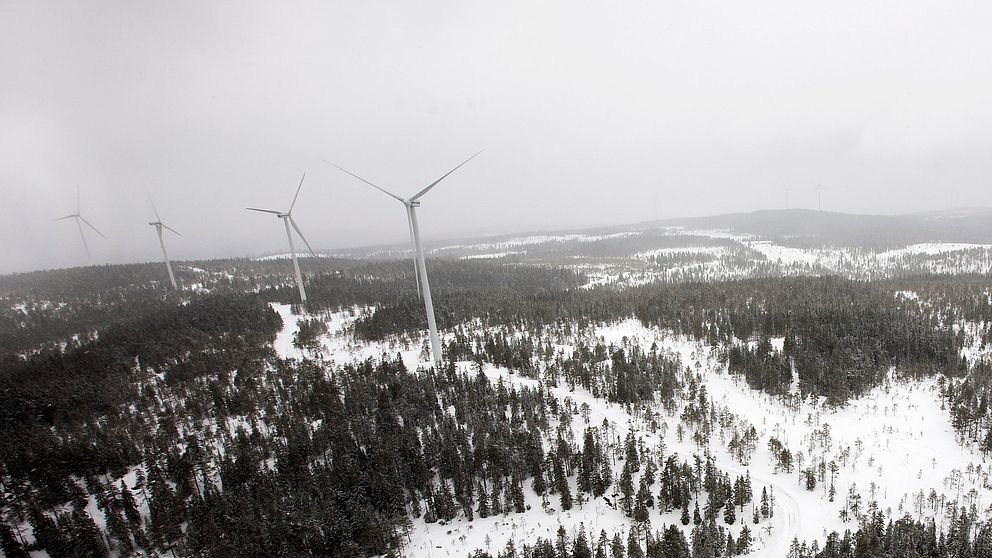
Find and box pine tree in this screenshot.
[661,524,691,558]
[509,475,526,513]
[103,499,134,556]
[559,477,573,511]
[624,432,640,472]
[633,479,652,525]
[595,530,610,558]
[724,501,736,525]
[67,508,107,557]
[737,524,752,554]
[477,482,490,518]
[620,461,635,515]
[554,457,572,511]
[411,489,423,518]
[29,507,69,557]
[119,481,142,529]
[626,528,644,558]
[600,459,613,493]
[760,487,770,519]
[610,533,626,558]
[681,503,691,526]
[574,528,593,558]
[556,525,569,558]
[0,523,29,558]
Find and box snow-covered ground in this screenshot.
[270,303,427,371]
[633,246,727,260]
[267,308,992,556]
[879,243,992,258]
[746,241,852,269]
[460,251,527,260]
[255,252,328,261]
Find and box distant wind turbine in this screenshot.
[247,172,317,303]
[815,184,825,211]
[322,151,483,368]
[149,199,182,289]
[54,186,105,258]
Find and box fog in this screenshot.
[2,1,991,274]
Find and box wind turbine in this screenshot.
[148,200,182,289]
[323,151,482,368]
[54,186,106,258]
[247,172,317,303]
[814,184,825,211]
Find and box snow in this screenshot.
[746,241,850,269]
[449,232,642,252]
[255,252,327,261]
[633,246,727,260]
[261,293,992,556]
[400,318,992,556]
[460,251,527,260]
[879,243,992,258]
[668,227,755,241]
[269,302,426,371]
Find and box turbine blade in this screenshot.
[78,215,107,239]
[407,206,421,298]
[76,185,81,214]
[288,171,306,214]
[54,214,76,221]
[150,197,161,221]
[320,158,405,203]
[246,207,282,215]
[76,218,91,259]
[289,217,317,257]
[410,150,483,201]
[163,224,183,236]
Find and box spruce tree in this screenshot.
[626,528,644,558]
[610,533,626,558]
[477,482,490,518]
[736,524,752,554]
[574,528,593,558]
[724,501,736,525]
[620,462,635,515]
[0,524,29,558]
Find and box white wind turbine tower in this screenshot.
[323,151,482,368]
[247,172,318,303]
[55,186,106,259]
[148,200,182,289]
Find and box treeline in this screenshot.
[347,274,963,402]
[472,504,992,558]
[944,361,992,452]
[4,257,979,406]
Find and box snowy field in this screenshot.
[266,307,992,557]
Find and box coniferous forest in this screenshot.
[1,252,991,557]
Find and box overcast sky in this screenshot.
[2,1,991,273]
